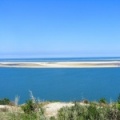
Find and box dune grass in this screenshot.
[1,94,120,120]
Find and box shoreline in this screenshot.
[0,61,120,68]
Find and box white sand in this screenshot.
[44,102,88,118]
[44,102,74,118]
[0,61,120,68]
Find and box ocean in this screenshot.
[0,57,120,103]
[0,57,120,62]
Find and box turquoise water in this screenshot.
[0,67,120,103]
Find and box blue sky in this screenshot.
[0,0,120,58]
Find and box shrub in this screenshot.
[99,98,107,104]
[21,100,36,114]
[50,116,56,120]
[21,99,46,120]
[83,99,89,104]
[58,103,88,120]
[57,102,120,120]
[0,98,10,105]
[117,94,120,104]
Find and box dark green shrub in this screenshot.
[50,116,56,120]
[0,98,10,105]
[116,103,120,111]
[58,103,88,120]
[21,99,46,120]
[116,94,120,112]
[117,94,120,104]
[83,99,89,104]
[87,104,101,120]
[99,98,107,104]
[21,100,36,114]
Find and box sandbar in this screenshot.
[0,61,120,68]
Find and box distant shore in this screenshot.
[0,61,120,68]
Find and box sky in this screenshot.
[0,0,120,58]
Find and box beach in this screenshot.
[0,61,120,68]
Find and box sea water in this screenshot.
[0,58,120,103]
[0,57,120,62]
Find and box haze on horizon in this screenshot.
[0,0,120,58]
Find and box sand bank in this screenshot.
[0,61,120,68]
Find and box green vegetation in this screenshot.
[56,102,120,120]
[0,98,10,105]
[99,98,107,104]
[0,98,47,120]
[21,100,37,114]
[1,95,120,120]
[21,99,46,120]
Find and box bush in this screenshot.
[117,94,120,104]
[99,98,107,104]
[83,99,89,104]
[57,102,120,120]
[21,99,46,120]
[50,116,56,120]
[58,103,88,120]
[0,98,10,105]
[21,100,36,114]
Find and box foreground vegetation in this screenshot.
[1,95,120,120]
